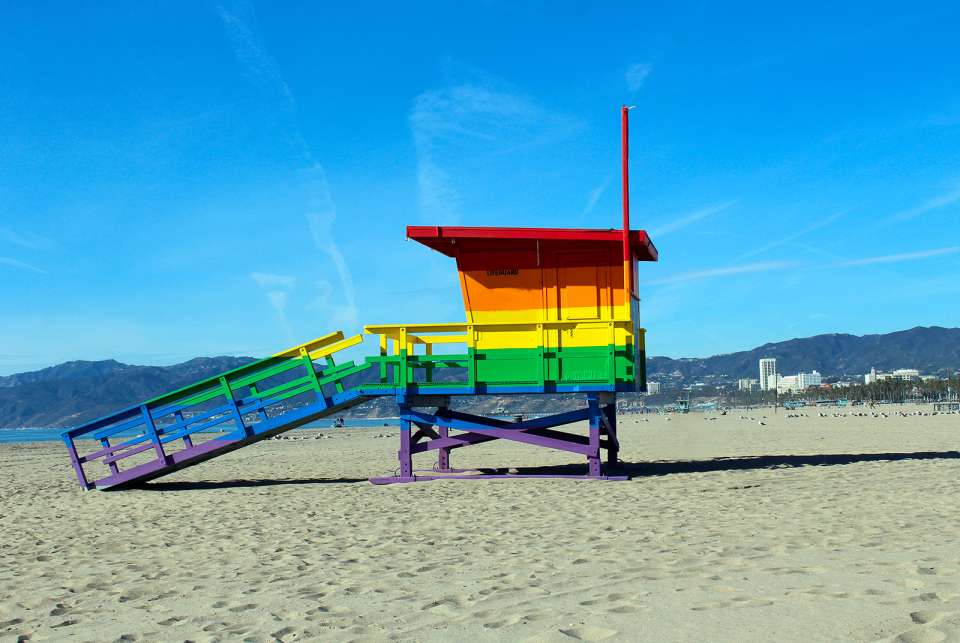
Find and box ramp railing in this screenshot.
[62,331,369,489]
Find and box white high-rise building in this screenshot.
[759,358,777,390]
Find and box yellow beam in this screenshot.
[364,322,469,335]
[365,320,633,335]
[307,333,364,360]
[272,330,345,358]
[411,334,469,344]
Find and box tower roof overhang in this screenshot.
[407,226,658,262]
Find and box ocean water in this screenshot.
[0,428,68,443]
[0,418,401,444]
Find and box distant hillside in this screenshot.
[0,357,255,428]
[1,325,958,428]
[647,326,960,381]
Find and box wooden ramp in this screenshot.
[61,331,373,490]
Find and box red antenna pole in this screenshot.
[621,105,634,296]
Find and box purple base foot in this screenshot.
[369,473,629,485]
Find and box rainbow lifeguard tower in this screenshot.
[59,109,658,488]
[360,225,657,482]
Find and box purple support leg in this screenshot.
[604,402,618,466]
[398,416,413,478]
[63,435,90,490]
[368,395,630,484]
[587,395,602,477]
[437,424,451,471]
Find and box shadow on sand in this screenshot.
[139,477,367,491]
[135,450,960,490]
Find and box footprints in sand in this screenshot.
[558,625,619,641]
[691,596,775,611]
[579,591,649,615]
[889,606,960,643]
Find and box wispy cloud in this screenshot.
[250,272,295,338]
[0,257,46,274]
[652,244,960,287]
[831,246,960,267]
[251,272,295,289]
[215,1,294,109]
[581,178,612,219]
[410,73,583,224]
[650,200,737,237]
[625,63,653,91]
[736,208,849,261]
[648,261,796,286]
[887,184,960,222]
[0,227,55,251]
[216,1,358,332]
[303,163,359,330]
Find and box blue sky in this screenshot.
[1,1,959,375]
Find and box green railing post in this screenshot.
[466,325,476,391]
[608,322,617,387]
[536,323,545,389]
[220,376,250,437]
[399,328,408,390]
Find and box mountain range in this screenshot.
[1,326,957,428]
[0,357,255,429]
[647,326,960,382]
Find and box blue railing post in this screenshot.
[139,405,168,465]
[220,376,251,438]
[175,410,193,448]
[100,437,120,474]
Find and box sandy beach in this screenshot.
[2,406,960,642]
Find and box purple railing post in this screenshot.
[398,409,413,478]
[437,424,451,471]
[604,399,618,466]
[140,405,168,464]
[62,434,91,490]
[587,394,602,477]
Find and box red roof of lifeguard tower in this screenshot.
[407,226,658,262]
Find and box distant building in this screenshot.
[778,370,822,393]
[892,368,920,381]
[759,358,777,390]
[777,375,798,394]
[738,378,759,391]
[645,381,661,395]
[865,367,920,384]
[796,370,822,389]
